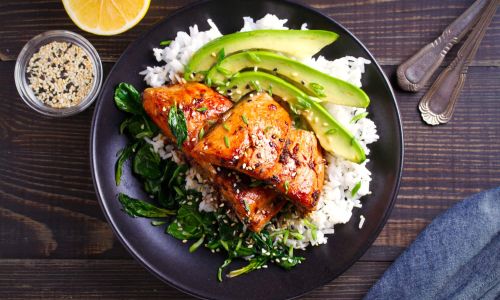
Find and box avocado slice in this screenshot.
[185,30,338,80]
[207,50,369,108]
[223,71,366,163]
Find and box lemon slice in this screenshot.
[62,0,151,36]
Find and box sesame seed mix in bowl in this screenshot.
[27,41,94,108]
[114,14,379,279]
[14,30,103,117]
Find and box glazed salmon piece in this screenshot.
[191,93,324,212]
[142,82,232,151]
[142,83,284,231]
[191,93,291,179]
[193,162,286,232]
[215,172,286,232]
[270,129,325,211]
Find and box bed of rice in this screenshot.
[141,14,379,250]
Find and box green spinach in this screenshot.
[114,83,142,114]
[115,141,141,185]
[133,143,162,179]
[113,82,306,281]
[118,193,176,218]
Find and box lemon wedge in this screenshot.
[62,0,151,36]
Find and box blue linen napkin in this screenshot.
[364,187,500,300]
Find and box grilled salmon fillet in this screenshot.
[270,129,325,211]
[142,83,285,231]
[191,93,325,212]
[191,93,291,178]
[193,164,286,230]
[142,82,232,151]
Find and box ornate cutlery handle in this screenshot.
[419,0,498,125]
[397,0,489,92]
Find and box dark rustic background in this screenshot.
[0,0,499,298]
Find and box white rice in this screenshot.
[140,14,379,250]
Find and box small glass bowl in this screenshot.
[14,30,103,117]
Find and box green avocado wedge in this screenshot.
[185,30,338,80]
[223,71,366,163]
[207,50,370,108]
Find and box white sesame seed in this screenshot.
[359,215,366,229]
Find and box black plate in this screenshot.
[90,0,403,299]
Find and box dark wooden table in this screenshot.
[0,0,498,298]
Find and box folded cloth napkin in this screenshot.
[365,187,500,300]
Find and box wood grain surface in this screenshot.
[0,0,499,299]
